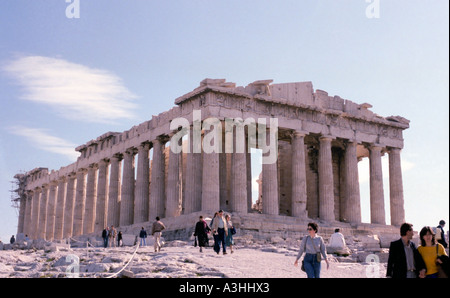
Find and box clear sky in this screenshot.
[0,0,448,243]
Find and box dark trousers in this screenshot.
[214,228,226,253]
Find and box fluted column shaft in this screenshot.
[54,177,67,240]
[166,143,182,217]
[108,155,122,227]
[291,132,308,218]
[135,143,150,223]
[46,182,58,240]
[389,147,405,226]
[63,173,77,238]
[262,129,279,215]
[343,141,361,223]
[83,164,98,234]
[184,128,202,214]
[369,145,386,224]
[318,136,335,221]
[24,191,33,237]
[38,185,49,239]
[17,196,27,235]
[202,151,220,213]
[73,169,87,236]
[150,139,166,220]
[95,159,110,232]
[31,188,41,240]
[231,126,248,213]
[120,149,136,226]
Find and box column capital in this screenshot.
[291,130,308,138]
[319,135,335,142]
[77,167,89,174]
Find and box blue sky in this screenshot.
[0,0,448,243]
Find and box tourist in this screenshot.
[151,217,166,252]
[417,226,448,278]
[210,212,219,253]
[10,235,15,244]
[117,231,123,247]
[109,225,117,248]
[436,220,448,248]
[386,223,426,278]
[102,226,109,248]
[212,210,228,255]
[329,228,345,248]
[294,222,329,278]
[194,216,211,252]
[225,214,235,254]
[139,227,147,247]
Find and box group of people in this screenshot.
[138,217,166,252]
[101,225,122,248]
[193,210,236,255]
[292,220,449,279]
[386,220,448,278]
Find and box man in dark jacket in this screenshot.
[387,223,426,278]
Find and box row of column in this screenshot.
[19,128,406,240]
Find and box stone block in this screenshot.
[122,234,137,246]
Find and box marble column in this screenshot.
[84,164,98,235]
[95,159,110,232]
[31,188,41,240]
[54,177,67,240]
[369,145,386,225]
[184,128,202,214]
[108,154,122,228]
[166,142,182,218]
[63,173,77,238]
[38,185,49,239]
[318,136,335,222]
[120,148,136,226]
[46,181,58,241]
[343,141,361,223]
[291,132,308,218]
[262,129,279,216]
[389,147,405,226]
[24,191,33,238]
[150,139,166,220]
[201,149,220,213]
[135,143,150,223]
[231,126,248,213]
[17,196,27,235]
[73,168,87,236]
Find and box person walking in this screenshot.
[10,235,15,245]
[436,220,448,248]
[139,227,147,247]
[386,223,426,278]
[417,226,448,278]
[102,227,109,248]
[152,217,166,252]
[117,231,123,247]
[225,214,235,254]
[210,212,219,254]
[109,225,117,248]
[294,222,329,278]
[194,216,211,252]
[212,210,228,255]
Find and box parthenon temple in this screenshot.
[13,79,410,241]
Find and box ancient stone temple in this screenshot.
[13,79,410,241]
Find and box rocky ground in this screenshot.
[0,235,390,278]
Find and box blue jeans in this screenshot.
[304,253,321,278]
[140,237,146,246]
[103,237,108,248]
[214,228,227,254]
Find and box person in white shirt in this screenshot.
[329,228,346,249]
